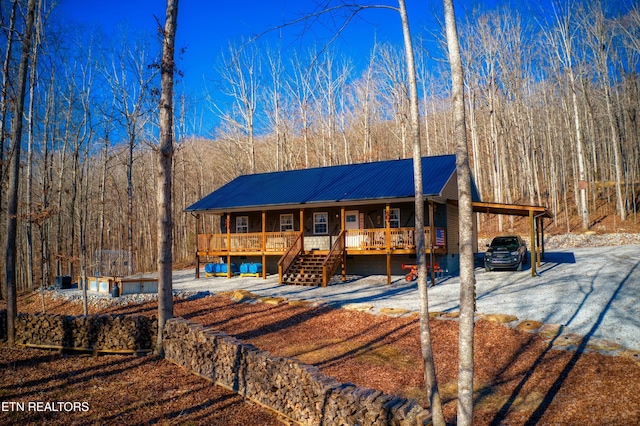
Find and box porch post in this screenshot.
[262,211,266,251]
[227,213,232,279]
[299,209,305,250]
[386,204,391,285]
[341,207,346,282]
[262,211,267,278]
[429,200,436,286]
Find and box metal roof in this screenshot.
[185,154,480,213]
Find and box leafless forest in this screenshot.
[1,1,639,291]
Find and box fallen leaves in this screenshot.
[3,292,640,425]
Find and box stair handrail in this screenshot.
[277,231,304,284]
[322,230,345,287]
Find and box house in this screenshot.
[184,154,500,285]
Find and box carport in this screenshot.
[470,201,552,276]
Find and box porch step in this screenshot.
[282,253,334,286]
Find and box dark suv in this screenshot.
[484,236,528,272]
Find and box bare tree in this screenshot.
[397,1,446,424]
[155,0,178,356]
[544,1,590,230]
[314,51,352,166]
[0,3,19,296]
[583,1,626,221]
[442,0,476,423]
[376,43,411,158]
[214,41,261,174]
[264,46,287,171]
[349,43,380,162]
[4,0,37,345]
[286,49,319,168]
[101,31,159,275]
[25,0,43,291]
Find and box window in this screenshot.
[313,212,328,234]
[280,214,294,232]
[388,208,400,228]
[236,216,248,233]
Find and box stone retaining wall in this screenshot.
[1,310,431,425]
[163,317,431,426]
[0,309,156,352]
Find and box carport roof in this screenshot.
[448,200,553,278]
[470,201,552,218]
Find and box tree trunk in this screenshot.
[80,149,90,316]
[397,1,445,425]
[4,0,38,345]
[98,132,109,275]
[25,4,41,290]
[127,135,134,275]
[442,0,476,424]
[0,0,18,299]
[568,67,589,230]
[156,0,178,356]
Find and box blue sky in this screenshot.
[54,0,554,136]
[57,1,443,92]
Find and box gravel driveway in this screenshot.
[170,243,640,351]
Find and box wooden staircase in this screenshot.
[279,231,345,287]
[281,253,327,286]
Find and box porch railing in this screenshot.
[277,232,304,283]
[345,227,446,251]
[322,230,345,287]
[197,227,446,253]
[197,231,299,253]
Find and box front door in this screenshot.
[345,210,361,248]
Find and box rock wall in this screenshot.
[1,310,431,425]
[1,310,156,352]
[163,317,431,426]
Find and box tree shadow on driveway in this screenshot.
[490,260,640,425]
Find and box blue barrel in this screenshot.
[249,263,262,274]
[220,263,239,274]
[204,263,215,274]
[240,263,251,274]
[213,263,221,273]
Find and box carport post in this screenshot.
[227,213,232,278]
[530,209,536,277]
[194,213,200,279]
[386,204,391,285]
[262,211,267,279]
[537,215,545,263]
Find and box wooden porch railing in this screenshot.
[322,230,345,287]
[277,232,304,283]
[344,227,446,251]
[197,227,446,254]
[197,231,299,253]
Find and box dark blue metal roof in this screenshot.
[185,154,480,212]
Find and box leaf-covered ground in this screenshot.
[2,292,639,425]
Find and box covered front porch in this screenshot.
[196,227,447,255]
[193,204,448,285]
